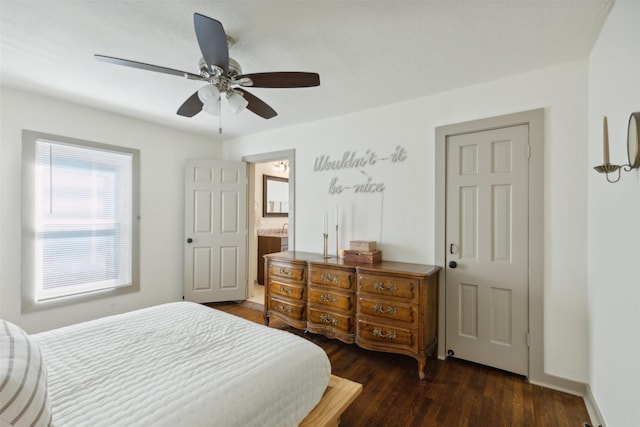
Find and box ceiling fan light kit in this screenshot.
[197,84,220,105]
[94,12,320,132]
[227,92,249,114]
[203,100,221,116]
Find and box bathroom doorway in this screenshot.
[242,150,295,306]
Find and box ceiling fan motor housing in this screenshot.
[227,58,242,78]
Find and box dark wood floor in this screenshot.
[209,301,591,427]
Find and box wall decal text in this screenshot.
[314,146,407,194]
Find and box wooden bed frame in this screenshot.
[299,375,362,427]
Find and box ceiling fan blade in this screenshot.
[236,88,277,119]
[95,54,202,79]
[237,72,320,88]
[176,91,203,117]
[194,13,229,73]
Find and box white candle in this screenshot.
[603,116,610,165]
[335,204,339,226]
[324,211,328,234]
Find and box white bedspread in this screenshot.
[32,302,331,427]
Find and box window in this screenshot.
[22,131,139,311]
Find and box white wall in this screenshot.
[587,1,640,425]
[225,59,590,383]
[0,87,221,333]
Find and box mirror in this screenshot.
[263,175,289,217]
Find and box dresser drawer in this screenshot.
[308,307,354,335]
[357,319,415,348]
[268,280,305,301]
[268,297,305,321]
[358,297,416,324]
[308,287,354,311]
[358,274,418,302]
[269,262,305,282]
[309,266,355,290]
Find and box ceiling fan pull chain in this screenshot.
[218,102,222,134]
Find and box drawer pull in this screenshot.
[374,304,398,315]
[373,281,398,292]
[277,304,292,314]
[320,273,339,283]
[320,314,338,326]
[373,328,397,340]
[320,293,338,304]
[279,285,292,295]
[279,267,292,275]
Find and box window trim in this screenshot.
[22,130,140,312]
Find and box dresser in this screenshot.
[264,251,440,379]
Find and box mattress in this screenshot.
[31,302,331,427]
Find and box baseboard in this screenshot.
[528,368,587,397]
[583,384,606,427]
[528,377,584,396]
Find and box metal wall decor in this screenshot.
[313,145,408,194]
[594,112,640,183]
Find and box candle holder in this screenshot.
[593,163,630,183]
[321,233,332,259]
[335,224,339,258]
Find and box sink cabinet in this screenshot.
[257,234,288,285]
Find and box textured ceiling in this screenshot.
[0,1,612,140]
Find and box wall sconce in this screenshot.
[594,112,640,183]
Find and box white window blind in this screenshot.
[33,139,133,301]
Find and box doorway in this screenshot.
[444,124,529,376]
[435,109,546,383]
[242,150,295,306]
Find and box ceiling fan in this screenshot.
[95,13,320,127]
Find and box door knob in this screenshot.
[186,238,193,244]
[448,261,457,269]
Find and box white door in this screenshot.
[445,125,529,376]
[184,160,247,302]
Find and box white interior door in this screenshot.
[445,125,529,376]
[184,160,247,303]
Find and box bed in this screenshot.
[1,301,361,427]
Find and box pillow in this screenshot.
[0,319,52,427]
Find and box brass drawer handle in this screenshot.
[374,304,398,315]
[277,304,292,314]
[320,314,338,326]
[373,328,397,340]
[373,281,398,292]
[279,285,292,295]
[320,273,339,283]
[320,293,338,303]
[279,267,292,275]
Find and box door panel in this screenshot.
[185,160,247,302]
[460,186,478,260]
[459,283,478,338]
[193,247,212,290]
[446,125,529,376]
[492,184,511,262]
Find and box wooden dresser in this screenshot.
[264,251,440,379]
